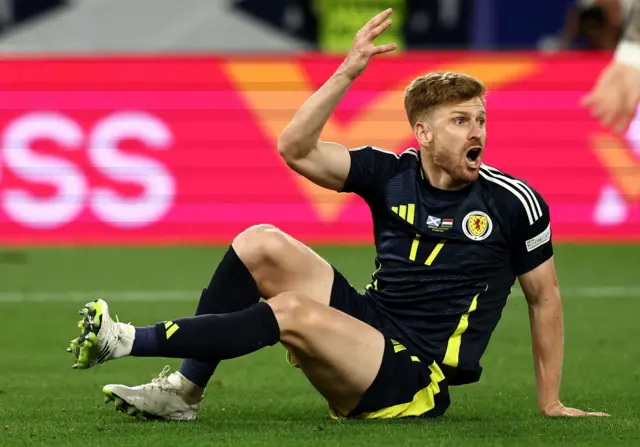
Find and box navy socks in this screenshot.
[130,302,280,362]
[178,247,262,387]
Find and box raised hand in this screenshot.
[339,8,398,81]
[582,61,640,134]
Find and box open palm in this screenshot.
[582,61,640,134]
[340,8,398,80]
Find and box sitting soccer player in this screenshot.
[67,8,607,420]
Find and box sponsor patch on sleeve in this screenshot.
[525,223,551,252]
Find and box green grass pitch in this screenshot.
[0,244,638,446]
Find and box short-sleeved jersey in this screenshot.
[340,146,553,385]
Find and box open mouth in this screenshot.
[465,146,482,166]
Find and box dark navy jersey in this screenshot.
[339,146,553,385]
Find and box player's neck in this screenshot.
[420,157,470,192]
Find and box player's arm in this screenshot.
[582,0,640,133]
[277,8,396,191]
[277,71,353,191]
[511,192,607,417]
[518,257,565,415]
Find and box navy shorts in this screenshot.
[323,267,451,419]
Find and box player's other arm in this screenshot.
[277,8,396,191]
[518,257,566,415]
[511,192,607,417]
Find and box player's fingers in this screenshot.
[556,406,588,417]
[581,94,595,107]
[604,90,630,126]
[372,43,397,55]
[582,92,609,119]
[587,101,608,122]
[369,18,393,40]
[364,8,392,31]
[567,410,607,417]
[581,90,601,108]
[600,106,618,127]
[613,96,639,133]
[612,114,631,134]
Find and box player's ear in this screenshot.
[414,121,433,146]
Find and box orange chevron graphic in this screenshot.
[591,133,640,201]
[225,57,538,221]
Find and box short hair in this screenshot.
[403,72,485,127]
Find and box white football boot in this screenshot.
[68,299,203,420]
[102,366,204,420]
[67,299,135,369]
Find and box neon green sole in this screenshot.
[66,300,104,369]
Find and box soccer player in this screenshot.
[67,8,608,420]
[583,0,640,133]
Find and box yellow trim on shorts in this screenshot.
[328,361,446,420]
[286,338,447,420]
[285,350,300,368]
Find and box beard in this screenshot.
[428,139,479,187]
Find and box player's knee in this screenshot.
[232,224,290,270]
[268,292,319,346]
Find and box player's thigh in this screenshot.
[232,224,334,304]
[268,292,386,415]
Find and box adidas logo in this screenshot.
[164,321,180,339]
[391,203,415,224]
